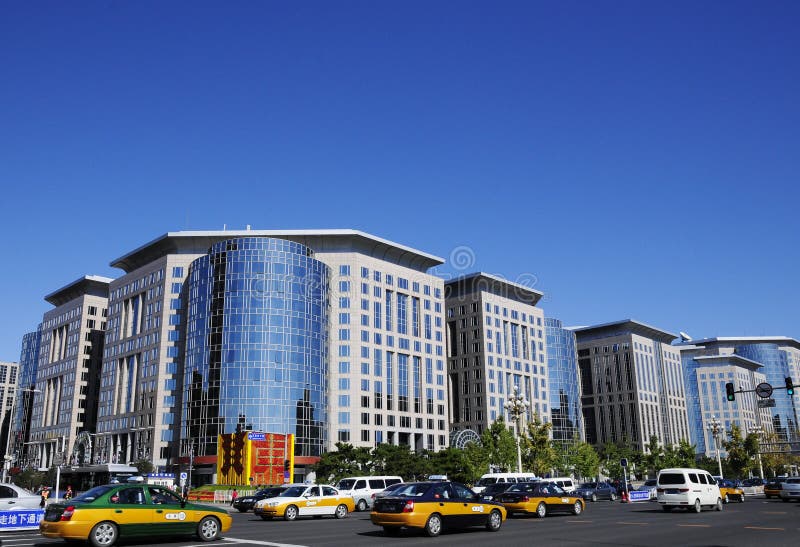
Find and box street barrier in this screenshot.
[628,490,651,503]
[0,509,44,531]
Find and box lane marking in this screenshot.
[677,524,711,528]
[566,520,593,523]
[616,521,649,525]
[761,511,787,514]
[186,540,309,547]
[744,526,784,531]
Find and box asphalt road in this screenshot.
[6,496,799,547]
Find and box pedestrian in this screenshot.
[65,485,73,500]
[40,487,49,508]
[230,488,238,506]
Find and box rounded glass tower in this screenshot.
[182,237,329,458]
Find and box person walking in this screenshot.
[65,485,73,500]
[230,488,238,506]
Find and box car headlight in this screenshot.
[267,501,280,507]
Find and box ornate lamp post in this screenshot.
[708,416,723,478]
[748,426,765,479]
[504,385,529,473]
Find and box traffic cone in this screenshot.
[621,490,628,503]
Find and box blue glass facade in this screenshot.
[182,238,329,458]
[734,344,798,441]
[544,318,584,445]
[12,327,41,460]
[682,341,800,453]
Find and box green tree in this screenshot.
[134,459,155,476]
[520,414,558,475]
[643,435,664,478]
[311,442,371,483]
[570,442,600,480]
[13,468,45,491]
[663,440,696,469]
[463,440,490,482]
[371,443,427,480]
[481,417,516,472]
[722,425,753,478]
[599,442,634,480]
[429,448,472,484]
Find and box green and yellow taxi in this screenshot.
[252,483,355,521]
[370,481,506,537]
[717,479,745,503]
[497,481,585,517]
[39,483,231,546]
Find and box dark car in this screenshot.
[371,482,407,504]
[232,486,288,512]
[480,482,516,502]
[742,478,765,487]
[371,481,506,537]
[574,482,617,502]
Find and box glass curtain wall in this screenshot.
[182,237,329,459]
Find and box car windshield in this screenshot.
[644,480,657,486]
[658,473,686,485]
[476,477,498,486]
[336,479,356,490]
[73,485,116,503]
[279,486,309,497]
[258,488,285,497]
[392,483,432,497]
[579,483,596,489]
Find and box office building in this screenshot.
[27,276,110,469]
[574,320,689,452]
[9,328,41,467]
[679,336,800,453]
[0,361,20,469]
[545,318,583,446]
[445,273,547,435]
[98,229,447,482]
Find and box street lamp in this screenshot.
[504,385,529,473]
[708,416,724,478]
[748,426,765,479]
[3,387,41,482]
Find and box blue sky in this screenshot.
[1,1,798,360]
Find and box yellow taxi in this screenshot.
[39,483,231,546]
[764,480,783,499]
[497,481,585,517]
[717,479,745,503]
[252,483,355,521]
[370,481,506,537]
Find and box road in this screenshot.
[5,496,799,546]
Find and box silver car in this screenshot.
[778,477,800,502]
[637,479,658,500]
[0,483,42,510]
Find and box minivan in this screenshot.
[336,476,403,511]
[550,477,576,493]
[656,468,722,513]
[472,472,539,494]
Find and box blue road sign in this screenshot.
[628,490,651,502]
[248,432,266,441]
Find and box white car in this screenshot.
[657,468,722,513]
[0,483,42,510]
[778,477,800,502]
[252,484,355,521]
[638,479,658,500]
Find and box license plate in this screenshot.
[666,489,679,494]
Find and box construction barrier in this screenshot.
[0,509,44,531]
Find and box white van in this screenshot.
[472,472,539,493]
[657,468,722,513]
[336,476,403,511]
[549,477,576,493]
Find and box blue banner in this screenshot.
[628,490,651,502]
[0,509,45,531]
[247,432,266,441]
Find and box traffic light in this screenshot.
[725,382,736,402]
[786,377,795,396]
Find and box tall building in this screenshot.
[10,327,41,468]
[444,273,547,435]
[678,336,800,453]
[545,318,583,446]
[27,276,110,469]
[0,361,20,468]
[98,229,447,482]
[574,320,689,452]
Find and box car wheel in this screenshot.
[237,508,248,513]
[284,504,299,521]
[197,516,221,542]
[715,498,723,512]
[662,506,672,512]
[424,513,443,537]
[260,515,273,521]
[486,509,503,531]
[724,494,730,504]
[572,501,583,515]
[782,497,790,503]
[536,502,547,518]
[739,495,745,503]
[610,493,617,501]
[89,521,118,547]
[693,499,702,513]
[383,526,401,536]
[334,504,348,519]
[591,493,598,502]
[357,499,368,512]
